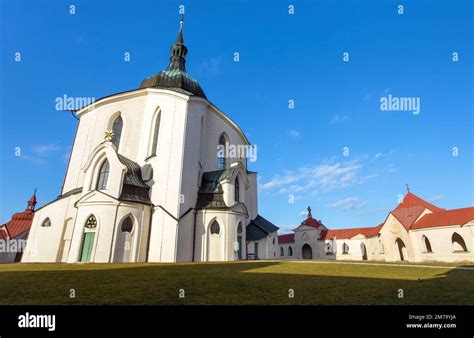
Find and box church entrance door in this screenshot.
[79,232,95,262]
[302,244,312,259]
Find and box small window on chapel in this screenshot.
[85,215,97,229]
[97,160,110,190]
[112,116,123,148]
[41,218,51,227]
[210,221,220,235]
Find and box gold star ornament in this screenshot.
[104,129,115,142]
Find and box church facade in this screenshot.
[21,19,278,264]
[278,192,474,263]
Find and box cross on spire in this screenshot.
[307,206,312,218]
[406,183,410,193]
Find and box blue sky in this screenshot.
[0,0,472,232]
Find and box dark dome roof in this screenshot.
[139,18,206,99]
[139,69,206,98]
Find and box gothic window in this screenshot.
[280,247,284,256]
[85,215,97,229]
[217,134,227,170]
[121,217,133,233]
[288,246,293,256]
[41,218,51,227]
[422,235,433,253]
[234,177,240,203]
[112,116,123,148]
[210,221,220,235]
[96,160,110,190]
[150,110,161,156]
[452,233,468,252]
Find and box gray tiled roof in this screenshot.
[195,168,239,209]
[246,215,279,241]
[117,154,151,204]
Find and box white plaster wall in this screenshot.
[410,226,473,263]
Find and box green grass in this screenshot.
[0,261,472,305]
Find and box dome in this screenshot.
[139,17,207,99]
[140,69,206,99]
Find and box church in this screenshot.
[278,190,474,263]
[21,18,279,264]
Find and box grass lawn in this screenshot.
[0,260,472,305]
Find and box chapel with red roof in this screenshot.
[277,189,473,263]
[0,192,37,263]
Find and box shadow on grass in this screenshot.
[0,261,472,305]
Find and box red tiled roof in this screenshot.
[319,225,381,240]
[391,206,426,230]
[411,207,474,230]
[390,192,445,230]
[278,233,295,244]
[4,210,34,239]
[301,217,323,228]
[393,192,444,212]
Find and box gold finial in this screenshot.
[104,129,115,142]
[180,14,184,29]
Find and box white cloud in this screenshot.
[287,129,302,139]
[196,55,223,75]
[328,197,367,211]
[331,114,349,125]
[299,210,308,217]
[277,225,295,234]
[33,144,61,156]
[259,160,371,194]
[428,195,445,202]
[19,155,46,164]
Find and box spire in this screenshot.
[176,14,184,44]
[27,188,37,211]
[307,206,312,218]
[167,14,188,71]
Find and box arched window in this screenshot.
[272,237,275,244]
[217,134,227,170]
[121,217,133,233]
[234,177,240,203]
[85,215,97,229]
[280,247,284,256]
[112,116,123,148]
[150,110,161,156]
[452,232,468,252]
[96,160,110,190]
[288,246,293,256]
[342,242,349,254]
[210,221,220,235]
[422,235,433,253]
[41,218,51,227]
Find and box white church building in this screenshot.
[22,18,279,264]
